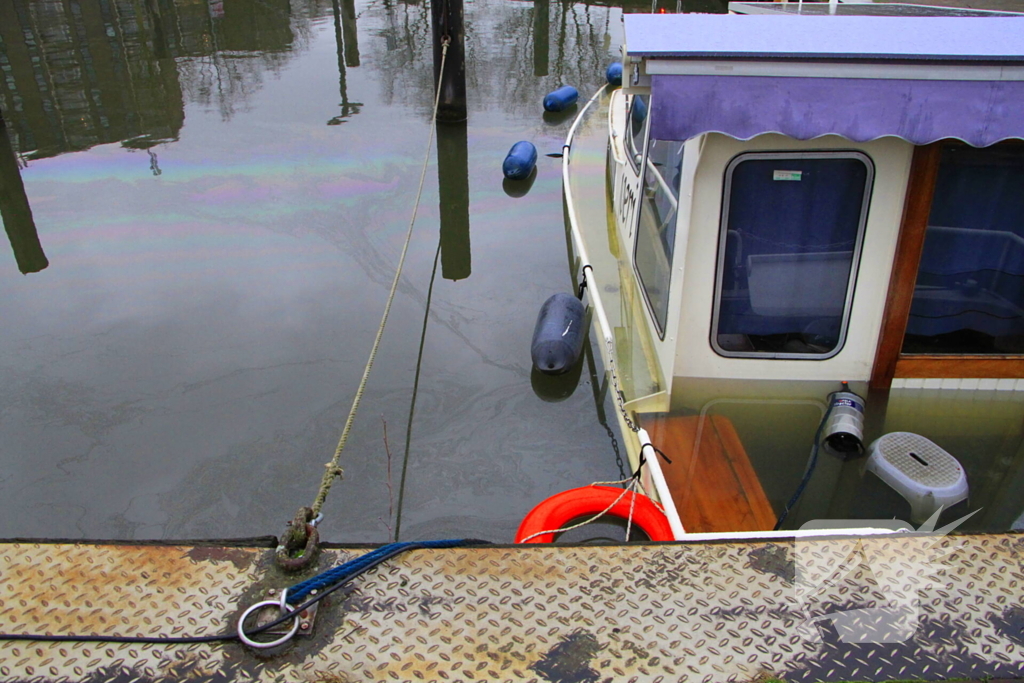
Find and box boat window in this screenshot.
[626,94,649,171]
[713,152,873,359]
[634,137,684,338]
[903,145,1024,354]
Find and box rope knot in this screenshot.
[275,507,321,572]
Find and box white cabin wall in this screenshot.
[670,133,914,382]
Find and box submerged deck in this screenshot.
[642,413,776,533]
[1,534,1022,682]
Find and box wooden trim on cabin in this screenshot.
[895,356,1024,379]
[870,143,941,390]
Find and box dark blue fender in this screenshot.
[531,293,586,375]
[543,85,579,113]
[606,62,623,87]
[502,141,538,180]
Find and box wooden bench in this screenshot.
[640,413,776,533]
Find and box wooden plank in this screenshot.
[870,142,941,390]
[895,356,1024,379]
[641,413,775,533]
[710,416,777,528]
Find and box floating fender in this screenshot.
[515,485,675,543]
[531,293,585,375]
[606,62,623,87]
[502,141,538,180]
[543,85,579,113]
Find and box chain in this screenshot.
[604,338,640,433]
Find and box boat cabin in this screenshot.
[577,7,1024,537]
[612,9,1024,388]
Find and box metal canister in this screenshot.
[823,390,866,459]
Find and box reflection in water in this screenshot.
[364,0,642,119]
[543,104,579,126]
[328,0,363,125]
[0,0,183,159]
[0,0,734,542]
[531,360,582,402]
[534,0,550,77]
[0,122,47,274]
[172,0,314,122]
[502,167,538,197]
[396,240,444,542]
[0,0,326,160]
[436,122,471,281]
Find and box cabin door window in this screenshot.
[712,152,873,359]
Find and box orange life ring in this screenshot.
[515,485,675,543]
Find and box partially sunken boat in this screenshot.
[560,5,1024,538]
[3,6,1024,681]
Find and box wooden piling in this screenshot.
[431,0,467,123]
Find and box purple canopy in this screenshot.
[649,75,1024,147]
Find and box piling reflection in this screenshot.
[328,0,364,125]
[0,122,47,274]
[533,0,550,77]
[436,121,472,281]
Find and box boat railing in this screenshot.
[562,85,687,539]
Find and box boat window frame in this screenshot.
[626,94,650,175]
[711,150,875,360]
[626,134,684,342]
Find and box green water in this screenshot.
[0,0,723,542]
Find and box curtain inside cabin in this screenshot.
[715,154,870,357]
[904,145,1024,354]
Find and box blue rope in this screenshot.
[286,539,485,604]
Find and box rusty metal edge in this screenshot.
[2,529,1020,550]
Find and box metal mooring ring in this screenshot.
[237,591,300,649]
[275,523,320,571]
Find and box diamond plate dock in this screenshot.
[1,535,1022,682]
